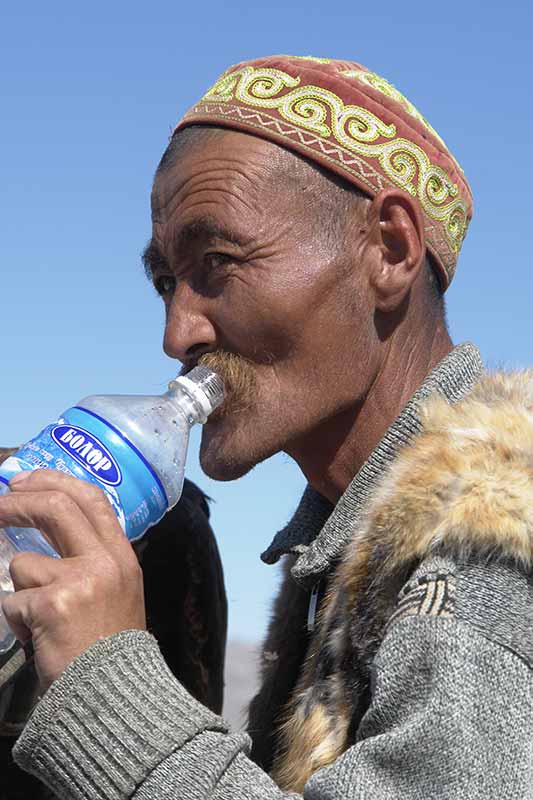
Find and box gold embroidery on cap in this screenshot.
[199,66,469,262]
[341,70,447,150]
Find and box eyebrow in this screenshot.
[142,216,247,280]
[142,239,168,280]
[174,216,246,254]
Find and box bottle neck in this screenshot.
[166,384,207,426]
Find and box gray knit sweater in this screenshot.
[12,344,533,799]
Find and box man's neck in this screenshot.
[288,327,454,505]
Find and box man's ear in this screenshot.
[367,188,426,313]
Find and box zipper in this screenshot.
[307,581,321,633]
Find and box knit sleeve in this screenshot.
[12,630,296,800]
[144,616,532,800]
[13,614,533,800]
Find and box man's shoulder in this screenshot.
[344,368,533,577]
[329,369,533,661]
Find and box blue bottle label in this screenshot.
[0,407,168,542]
[50,424,123,486]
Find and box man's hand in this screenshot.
[0,470,146,692]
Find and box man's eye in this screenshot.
[204,253,232,270]
[154,275,176,296]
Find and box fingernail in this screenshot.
[10,471,32,485]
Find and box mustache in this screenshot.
[180,351,257,411]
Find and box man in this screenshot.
[1,55,532,798]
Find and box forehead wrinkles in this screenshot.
[152,152,274,227]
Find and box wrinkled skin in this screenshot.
[0,130,453,691]
[150,132,376,488]
[148,130,451,500]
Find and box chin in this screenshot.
[199,443,256,481]
[200,455,254,481]
[199,418,271,481]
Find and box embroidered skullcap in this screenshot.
[174,55,473,290]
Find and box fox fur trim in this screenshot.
[267,370,533,792]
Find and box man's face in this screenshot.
[147,130,379,480]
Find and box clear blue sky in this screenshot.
[2,1,532,642]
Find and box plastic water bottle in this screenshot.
[0,366,225,653]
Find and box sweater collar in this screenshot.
[261,343,485,589]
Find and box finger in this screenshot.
[10,470,125,549]
[2,588,34,644]
[0,489,95,558]
[9,551,64,591]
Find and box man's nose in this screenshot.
[163,283,217,363]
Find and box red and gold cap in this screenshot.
[175,55,473,290]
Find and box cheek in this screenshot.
[215,259,360,370]
[215,286,304,364]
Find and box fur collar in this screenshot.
[260,370,533,791]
